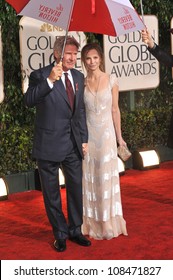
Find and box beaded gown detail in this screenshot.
[82,74,128,240]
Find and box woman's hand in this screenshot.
[82,143,88,157]
[118,137,127,147]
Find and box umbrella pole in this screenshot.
[60,0,75,61]
[60,29,68,61]
[140,0,145,25]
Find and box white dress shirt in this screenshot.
[62,70,75,92]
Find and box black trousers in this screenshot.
[37,145,83,240]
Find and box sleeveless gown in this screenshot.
[82,74,128,240]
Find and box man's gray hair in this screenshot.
[53,36,80,55]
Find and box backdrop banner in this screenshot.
[0,25,4,103]
[104,15,159,91]
[19,17,86,93]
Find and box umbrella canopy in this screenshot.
[6,0,145,37]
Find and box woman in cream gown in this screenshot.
[81,43,128,240]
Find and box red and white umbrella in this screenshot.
[6,0,145,37]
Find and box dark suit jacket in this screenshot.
[148,44,173,67]
[24,63,88,161]
[148,44,173,148]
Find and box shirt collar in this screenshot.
[63,70,72,76]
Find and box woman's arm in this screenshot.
[111,83,126,147]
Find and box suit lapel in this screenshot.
[42,65,80,111]
[55,70,80,111]
[54,79,70,102]
[41,63,70,108]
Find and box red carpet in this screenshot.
[0,161,173,260]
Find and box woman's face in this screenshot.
[84,49,101,71]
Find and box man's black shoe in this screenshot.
[54,239,66,252]
[69,234,91,246]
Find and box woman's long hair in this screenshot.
[81,43,105,72]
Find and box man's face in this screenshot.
[62,44,78,71]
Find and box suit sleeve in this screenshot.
[148,44,173,68]
[24,70,52,108]
[77,74,88,144]
[78,92,88,144]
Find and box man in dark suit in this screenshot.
[141,29,173,148]
[24,36,91,252]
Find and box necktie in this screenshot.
[64,73,74,110]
